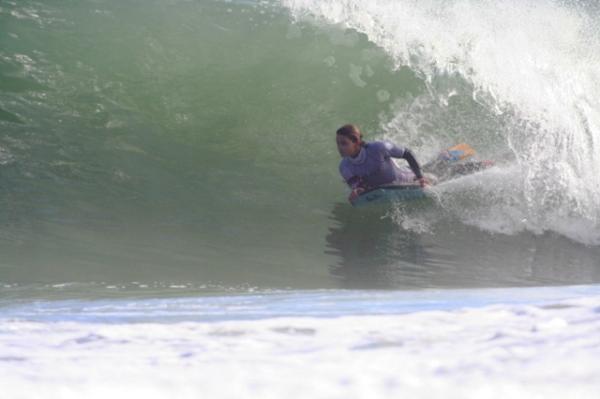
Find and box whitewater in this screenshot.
[1,0,600,397]
[2,286,600,399]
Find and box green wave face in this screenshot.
[0,0,425,216]
[1,0,599,291]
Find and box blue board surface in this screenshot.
[351,184,426,207]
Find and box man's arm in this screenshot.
[345,176,363,189]
[339,163,363,188]
[401,149,423,179]
[383,142,423,180]
[340,164,365,202]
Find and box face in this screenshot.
[336,135,361,158]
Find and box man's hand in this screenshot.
[348,187,365,202]
[416,177,428,188]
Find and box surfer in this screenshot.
[336,124,427,202]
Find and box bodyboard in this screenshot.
[351,184,426,207]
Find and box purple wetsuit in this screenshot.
[339,141,423,190]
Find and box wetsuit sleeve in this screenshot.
[339,163,362,189]
[402,149,423,179]
[383,141,423,179]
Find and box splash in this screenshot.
[284,0,600,244]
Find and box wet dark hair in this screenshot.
[336,124,363,144]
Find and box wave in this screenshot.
[0,0,599,288]
[284,0,600,244]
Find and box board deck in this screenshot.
[351,184,426,207]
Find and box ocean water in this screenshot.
[1,0,599,396]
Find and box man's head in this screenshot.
[336,124,363,158]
